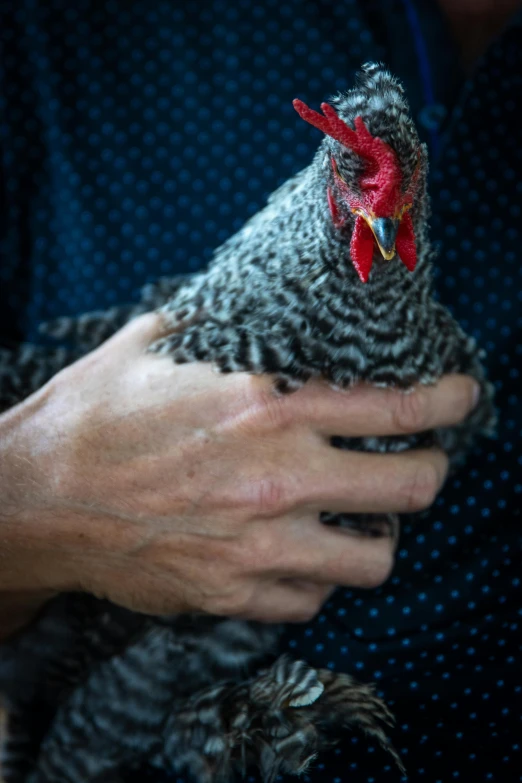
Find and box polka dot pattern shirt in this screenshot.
[0,1,520,781]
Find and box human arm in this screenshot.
[0,312,479,638]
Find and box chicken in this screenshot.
[0,63,495,783]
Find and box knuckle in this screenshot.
[250,476,291,517]
[258,391,292,431]
[393,388,430,434]
[402,461,440,512]
[241,381,292,433]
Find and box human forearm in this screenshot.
[0,391,67,637]
[0,392,49,587]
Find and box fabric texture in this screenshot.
[0,1,521,780]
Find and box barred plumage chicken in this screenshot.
[0,64,495,783]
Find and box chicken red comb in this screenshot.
[293,99,402,214]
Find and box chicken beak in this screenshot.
[367,217,399,261]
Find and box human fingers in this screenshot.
[292,446,448,515]
[234,579,335,623]
[269,516,396,589]
[284,374,480,438]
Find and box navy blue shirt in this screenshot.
[1,1,521,780]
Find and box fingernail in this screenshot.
[472,381,481,409]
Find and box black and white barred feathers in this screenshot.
[0,64,495,783]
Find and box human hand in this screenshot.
[0,313,478,624]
